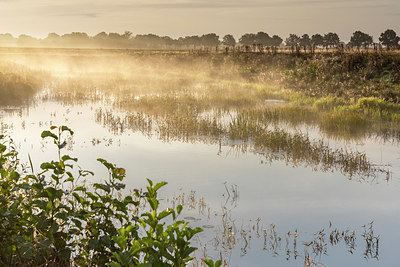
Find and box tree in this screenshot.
[0,33,16,46]
[255,32,270,46]
[239,33,256,46]
[200,33,220,47]
[349,31,373,49]
[17,34,39,46]
[122,31,132,40]
[299,34,311,50]
[179,35,201,48]
[42,33,61,47]
[311,34,324,48]
[285,34,300,46]
[379,29,400,50]
[94,32,108,41]
[61,32,90,47]
[323,32,340,48]
[270,35,283,47]
[222,34,236,47]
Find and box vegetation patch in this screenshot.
[0,126,204,266]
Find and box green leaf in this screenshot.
[177,205,183,214]
[153,181,167,192]
[58,141,67,149]
[148,198,158,211]
[41,131,58,140]
[72,192,84,204]
[61,126,74,136]
[62,155,78,162]
[108,262,122,267]
[74,186,86,192]
[158,209,172,220]
[97,158,114,170]
[40,162,55,170]
[204,259,214,267]
[114,236,127,251]
[215,260,222,267]
[94,183,111,193]
[10,171,20,181]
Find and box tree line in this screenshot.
[0,29,399,50]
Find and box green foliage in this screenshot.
[314,96,347,111]
[356,97,400,114]
[204,259,222,267]
[0,126,202,266]
[320,111,367,135]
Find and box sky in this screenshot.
[0,0,399,41]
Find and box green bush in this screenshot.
[0,126,203,266]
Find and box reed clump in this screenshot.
[0,63,44,105]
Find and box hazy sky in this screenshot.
[0,0,399,41]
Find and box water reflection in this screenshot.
[173,183,380,266]
[95,108,391,182]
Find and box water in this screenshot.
[1,100,399,266]
[0,48,399,265]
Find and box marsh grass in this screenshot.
[0,49,397,179]
[95,106,389,181]
[0,62,45,105]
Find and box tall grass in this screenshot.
[0,63,43,105]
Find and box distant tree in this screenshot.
[43,33,61,47]
[200,33,220,47]
[122,31,133,40]
[299,34,311,50]
[379,29,400,50]
[285,34,300,46]
[133,34,163,49]
[0,33,16,46]
[239,33,257,46]
[349,31,373,49]
[255,32,270,46]
[311,34,324,48]
[46,33,60,40]
[61,32,90,47]
[161,36,175,48]
[107,32,132,47]
[179,35,201,48]
[270,35,283,47]
[323,32,340,48]
[17,34,38,46]
[94,32,108,41]
[222,34,236,47]
[108,32,122,39]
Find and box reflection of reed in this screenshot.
[95,107,390,182]
[176,184,380,266]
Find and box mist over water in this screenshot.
[0,49,399,266]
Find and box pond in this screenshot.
[0,50,399,266]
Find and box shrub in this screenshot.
[0,126,202,266]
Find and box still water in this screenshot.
[1,100,399,266]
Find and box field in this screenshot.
[0,48,399,266]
